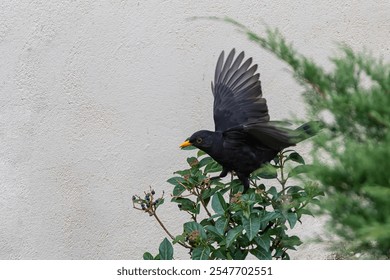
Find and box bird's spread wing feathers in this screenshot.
[212,49,320,151]
[212,49,269,132]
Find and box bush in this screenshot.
[133,147,322,260]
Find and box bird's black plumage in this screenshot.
[181,49,317,192]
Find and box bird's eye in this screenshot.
[196,137,203,144]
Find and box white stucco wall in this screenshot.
[1,0,388,259]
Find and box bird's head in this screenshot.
[179,130,215,150]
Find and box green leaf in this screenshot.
[232,248,248,260]
[187,177,198,186]
[252,164,278,179]
[172,184,186,196]
[187,157,199,167]
[172,234,186,245]
[282,235,302,249]
[192,246,211,260]
[242,213,261,241]
[171,197,199,214]
[230,179,244,193]
[173,169,190,176]
[250,247,272,260]
[204,161,222,174]
[143,252,154,260]
[197,149,206,157]
[297,208,313,217]
[198,156,214,167]
[286,152,305,165]
[184,221,207,240]
[254,235,271,251]
[288,164,312,178]
[274,248,284,258]
[226,226,243,247]
[268,186,279,199]
[205,226,224,242]
[260,211,281,224]
[182,145,196,150]
[201,185,222,200]
[287,185,304,195]
[212,248,228,260]
[167,176,185,185]
[287,212,298,229]
[158,238,173,260]
[215,217,228,235]
[211,192,227,214]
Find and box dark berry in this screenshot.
[132,195,136,201]
[151,190,155,195]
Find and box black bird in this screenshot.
[180,49,317,192]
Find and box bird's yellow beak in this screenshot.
[179,140,192,148]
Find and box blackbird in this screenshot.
[180,49,317,192]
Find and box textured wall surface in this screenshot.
[1,0,389,259]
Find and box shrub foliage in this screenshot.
[134,146,322,260]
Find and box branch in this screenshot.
[194,186,213,218]
[152,211,192,249]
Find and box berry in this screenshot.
[151,190,155,195]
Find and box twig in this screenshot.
[279,153,287,195]
[194,187,213,218]
[152,211,192,249]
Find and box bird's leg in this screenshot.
[210,167,229,181]
[218,167,229,178]
[236,172,250,193]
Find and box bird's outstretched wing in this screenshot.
[212,49,269,132]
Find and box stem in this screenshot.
[279,153,287,195]
[152,212,174,239]
[176,180,212,219]
[250,178,257,187]
[171,192,193,198]
[193,186,212,218]
[187,211,197,222]
[153,211,192,249]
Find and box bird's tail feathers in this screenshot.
[289,121,323,143]
[243,120,322,150]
